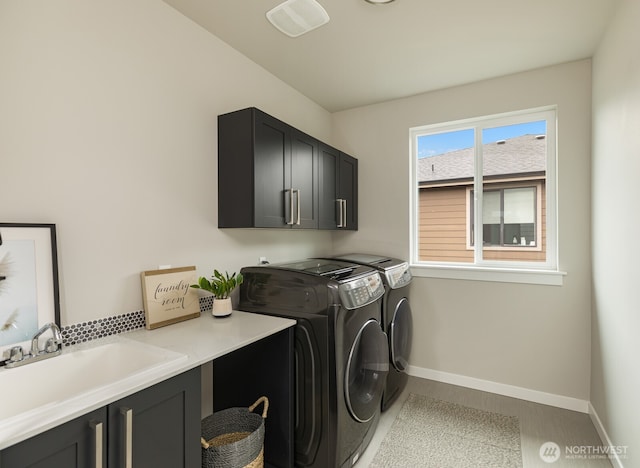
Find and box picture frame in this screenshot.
[141,266,200,330]
[0,223,60,362]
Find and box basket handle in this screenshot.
[248,396,269,419]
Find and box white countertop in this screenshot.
[0,311,295,451]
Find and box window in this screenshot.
[410,107,560,283]
[470,184,541,249]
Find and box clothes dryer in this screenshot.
[330,254,413,411]
[239,259,388,468]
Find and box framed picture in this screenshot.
[141,266,200,330]
[0,223,60,362]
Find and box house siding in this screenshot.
[419,180,546,262]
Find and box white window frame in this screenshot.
[409,106,565,286]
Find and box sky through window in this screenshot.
[418,121,546,158]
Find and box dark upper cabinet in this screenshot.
[218,107,358,230]
[338,152,358,230]
[318,144,358,230]
[219,107,319,229]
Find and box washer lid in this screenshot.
[267,258,376,282]
[334,253,390,265]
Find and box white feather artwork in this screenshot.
[1,310,18,333]
[0,251,10,296]
[0,251,19,336]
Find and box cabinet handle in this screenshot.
[342,199,347,228]
[90,420,103,468]
[336,199,345,228]
[294,189,301,226]
[285,189,295,225]
[121,407,133,468]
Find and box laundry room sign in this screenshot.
[141,266,200,329]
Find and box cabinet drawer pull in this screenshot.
[90,420,103,468]
[121,407,133,468]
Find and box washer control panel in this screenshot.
[338,272,384,309]
[384,262,412,289]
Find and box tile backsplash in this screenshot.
[61,311,146,346]
[61,297,214,346]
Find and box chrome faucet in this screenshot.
[31,322,63,356]
[4,322,63,368]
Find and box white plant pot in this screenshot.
[212,297,233,317]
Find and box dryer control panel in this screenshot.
[338,273,384,310]
[384,262,412,289]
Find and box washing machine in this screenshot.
[239,259,389,468]
[329,254,413,411]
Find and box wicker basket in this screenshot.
[201,396,269,468]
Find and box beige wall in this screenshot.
[0,0,333,326]
[5,4,636,453]
[331,60,593,402]
[592,0,640,462]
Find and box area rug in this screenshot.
[369,394,522,468]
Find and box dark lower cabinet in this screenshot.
[0,368,200,468]
[108,367,200,468]
[0,407,107,468]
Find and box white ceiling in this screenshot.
[162,0,619,112]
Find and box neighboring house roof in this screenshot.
[418,134,546,184]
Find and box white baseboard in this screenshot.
[588,403,625,468]
[407,365,589,413]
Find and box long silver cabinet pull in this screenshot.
[336,199,344,228]
[285,189,295,225]
[90,420,103,468]
[342,199,348,228]
[294,189,301,225]
[121,407,133,468]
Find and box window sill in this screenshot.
[410,264,566,286]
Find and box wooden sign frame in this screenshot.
[141,266,200,330]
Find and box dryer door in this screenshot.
[345,319,389,423]
[390,297,413,371]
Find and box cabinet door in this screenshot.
[254,111,290,228]
[339,153,358,230]
[218,107,351,230]
[0,408,107,468]
[318,145,358,230]
[290,129,318,229]
[318,144,339,229]
[108,368,200,468]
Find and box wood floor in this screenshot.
[358,376,613,467]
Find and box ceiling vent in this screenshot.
[266,0,330,38]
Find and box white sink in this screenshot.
[0,336,187,422]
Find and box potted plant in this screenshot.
[191,270,243,317]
